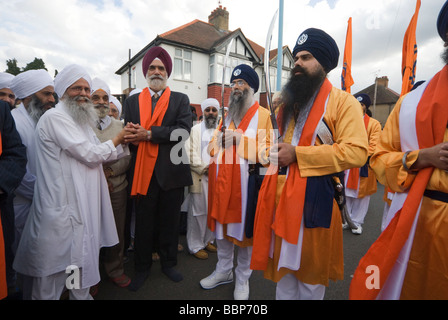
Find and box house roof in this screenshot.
[116,18,290,75]
[355,83,400,105]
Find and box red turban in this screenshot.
[142,46,173,78]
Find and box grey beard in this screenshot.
[64,94,98,127]
[204,114,218,129]
[27,95,46,124]
[228,87,254,126]
[145,74,167,92]
[94,104,110,119]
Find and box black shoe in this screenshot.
[128,270,150,292]
[162,267,183,282]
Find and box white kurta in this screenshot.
[11,104,38,252]
[13,102,120,289]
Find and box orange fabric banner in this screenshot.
[349,65,448,300]
[208,103,260,231]
[346,115,370,190]
[401,0,421,97]
[251,79,332,270]
[341,17,354,93]
[130,87,171,196]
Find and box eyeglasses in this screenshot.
[230,80,246,88]
[68,86,91,93]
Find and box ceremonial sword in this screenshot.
[221,37,234,133]
[264,9,281,142]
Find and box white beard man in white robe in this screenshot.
[184,98,219,260]
[13,64,128,300]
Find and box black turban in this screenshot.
[292,28,340,73]
[230,64,260,93]
[355,93,371,108]
[437,1,448,42]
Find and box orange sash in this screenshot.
[0,131,6,299]
[251,79,332,270]
[208,103,260,231]
[349,65,448,299]
[346,115,370,190]
[130,87,171,196]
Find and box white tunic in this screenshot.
[11,104,38,251]
[13,102,120,288]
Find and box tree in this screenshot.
[5,58,21,75]
[23,57,47,72]
[4,57,48,75]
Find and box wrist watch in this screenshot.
[147,130,151,141]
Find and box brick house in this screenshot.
[115,6,294,116]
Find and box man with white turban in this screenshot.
[90,77,131,290]
[0,72,16,109]
[184,98,219,260]
[109,95,122,120]
[13,64,127,300]
[10,69,55,253]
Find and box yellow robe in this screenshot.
[209,105,273,247]
[370,97,448,299]
[356,116,382,198]
[264,87,369,286]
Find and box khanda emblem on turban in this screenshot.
[233,69,242,77]
[297,33,308,45]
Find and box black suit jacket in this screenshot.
[124,89,193,191]
[0,101,27,203]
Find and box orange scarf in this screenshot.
[0,132,6,300]
[346,115,370,189]
[130,87,171,196]
[251,79,332,270]
[349,65,448,299]
[207,102,259,231]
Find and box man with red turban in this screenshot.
[123,46,192,291]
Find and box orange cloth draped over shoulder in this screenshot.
[207,102,259,231]
[349,65,448,299]
[130,87,171,196]
[346,115,370,190]
[0,132,7,299]
[251,79,332,270]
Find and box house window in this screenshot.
[209,53,251,84]
[174,48,192,81]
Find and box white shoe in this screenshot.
[351,225,363,235]
[342,222,349,230]
[200,270,233,289]
[234,280,249,300]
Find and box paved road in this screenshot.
[94,183,385,301]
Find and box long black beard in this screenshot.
[280,66,326,133]
[442,46,448,65]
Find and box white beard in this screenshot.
[63,94,98,127]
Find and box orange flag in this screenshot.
[401,0,421,97]
[341,17,354,93]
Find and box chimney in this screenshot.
[375,76,389,88]
[208,5,229,31]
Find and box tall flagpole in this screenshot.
[276,0,284,91]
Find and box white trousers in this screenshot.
[345,195,371,227]
[216,238,252,283]
[186,190,214,254]
[22,271,93,300]
[276,273,325,300]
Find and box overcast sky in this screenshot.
[0,0,445,95]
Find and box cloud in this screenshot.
[0,0,444,97]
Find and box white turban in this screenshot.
[91,77,111,97]
[0,72,15,90]
[109,95,122,117]
[201,98,219,112]
[54,64,92,98]
[10,70,54,99]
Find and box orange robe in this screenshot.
[257,87,369,286]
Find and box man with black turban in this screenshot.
[250,28,369,300]
[123,46,192,291]
[349,1,448,300]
